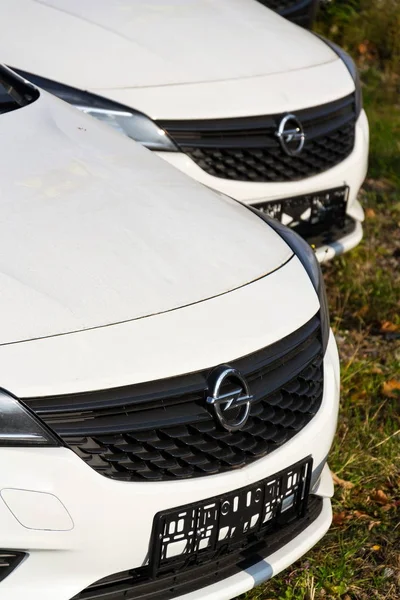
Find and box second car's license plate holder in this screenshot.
[254,186,349,234]
[150,457,313,576]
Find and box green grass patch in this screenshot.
[244,2,400,598]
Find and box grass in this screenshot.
[244,2,400,598]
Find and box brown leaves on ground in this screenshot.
[364,178,395,193]
[331,471,355,489]
[332,511,350,526]
[381,380,400,398]
[380,321,400,333]
[371,489,391,505]
[332,509,382,531]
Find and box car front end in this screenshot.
[0,261,340,600]
[0,64,341,600]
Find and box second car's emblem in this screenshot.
[206,366,253,432]
[276,114,305,156]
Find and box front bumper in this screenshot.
[0,334,339,600]
[157,110,369,261]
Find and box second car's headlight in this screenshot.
[13,68,177,151]
[315,35,363,118]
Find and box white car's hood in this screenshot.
[0,0,336,89]
[0,90,292,345]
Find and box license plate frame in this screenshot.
[254,186,349,235]
[149,456,313,576]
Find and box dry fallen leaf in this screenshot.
[331,471,355,489]
[353,510,370,519]
[368,520,381,531]
[332,511,348,526]
[371,489,391,505]
[381,321,400,333]
[381,380,400,398]
[371,544,381,551]
[358,42,368,55]
[365,207,376,218]
[355,305,369,318]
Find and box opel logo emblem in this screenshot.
[276,114,305,156]
[206,366,253,432]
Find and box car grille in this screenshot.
[157,94,356,183]
[72,496,323,600]
[24,315,323,482]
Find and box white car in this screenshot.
[0,66,339,600]
[1,0,369,262]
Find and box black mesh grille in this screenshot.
[258,0,300,12]
[72,496,323,600]
[158,94,356,183]
[0,551,25,583]
[24,316,323,482]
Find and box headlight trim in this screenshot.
[11,68,178,151]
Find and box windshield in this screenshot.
[0,65,39,115]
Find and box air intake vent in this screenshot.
[0,551,25,582]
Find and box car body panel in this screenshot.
[0,255,318,398]
[0,0,336,90]
[93,59,354,121]
[0,91,293,345]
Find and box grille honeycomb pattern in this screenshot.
[183,122,355,183]
[24,316,323,482]
[61,353,322,482]
[158,94,356,183]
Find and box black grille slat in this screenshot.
[157,94,356,182]
[0,551,25,583]
[24,315,324,482]
[260,0,300,12]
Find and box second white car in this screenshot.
[1,0,369,261]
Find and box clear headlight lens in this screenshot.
[13,69,177,151]
[315,35,363,118]
[0,390,60,446]
[250,208,331,355]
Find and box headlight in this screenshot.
[0,389,60,446]
[250,208,330,355]
[13,68,177,151]
[315,35,363,118]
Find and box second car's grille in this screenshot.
[157,94,356,183]
[24,316,323,482]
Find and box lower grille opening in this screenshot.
[72,496,323,600]
[0,551,26,582]
[300,215,357,249]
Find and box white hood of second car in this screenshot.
[0,89,292,345]
[0,0,337,89]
